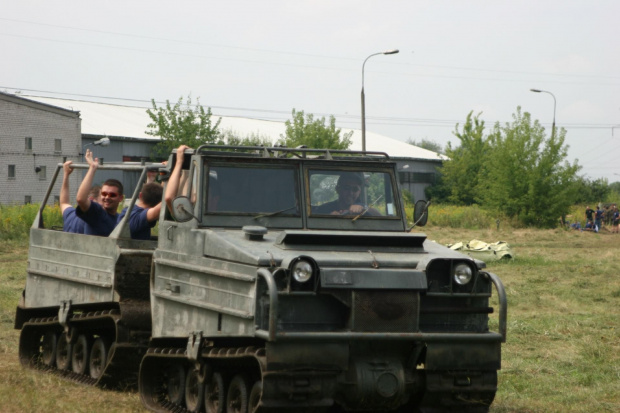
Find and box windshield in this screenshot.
[206,165,299,215]
[308,169,399,218]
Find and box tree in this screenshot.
[146,95,221,159]
[479,107,580,227]
[440,111,490,205]
[407,138,444,154]
[218,129,273,147]
[278,109,352,149]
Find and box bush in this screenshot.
[0,204,63,241]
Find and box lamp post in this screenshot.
[82,136,110,155]
[361,49,399,152]
[530,88,556,139]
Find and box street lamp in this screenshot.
[530,88,556,139]
[361,49,399,152]
[82,136,110,155]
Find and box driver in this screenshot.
[314,173,365,215]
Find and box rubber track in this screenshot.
[19,309,149,389]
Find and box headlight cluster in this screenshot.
[453,263,473,285]
[288,257,318,292]
[292,260,314,283]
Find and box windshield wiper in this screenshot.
[254,206,297,220]
[352,195,383,222]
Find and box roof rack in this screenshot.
[194,144,390,160]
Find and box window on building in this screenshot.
[54,139,62,153]
[38,166,47,180]
[398,172,436,184]
[8,164,16,179]
[25,196,32,204]
[25,137,32,151]
[53,195,60,204]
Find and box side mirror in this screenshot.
[170,196,199,223]
[413,200,430,227]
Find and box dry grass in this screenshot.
[1,227,619,412]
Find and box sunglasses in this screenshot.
[101,191,119,199]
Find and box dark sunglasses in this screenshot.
[101,191,119,199]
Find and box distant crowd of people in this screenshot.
[569,204,619,233]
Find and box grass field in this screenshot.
[1,226,619,412]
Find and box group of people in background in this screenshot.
[572,204,620,233]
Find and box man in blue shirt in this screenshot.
[117,182,163,240]
[594,205,604,231]
[75,149,123,236]
[60,160,101,234]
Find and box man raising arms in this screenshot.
[76,149,124,236]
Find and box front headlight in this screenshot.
[292,260,313,283]
[454,263,473,285]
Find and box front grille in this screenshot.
[351,291,419,332]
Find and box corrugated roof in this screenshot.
[23,95,446,161]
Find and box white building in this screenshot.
[2,93,445,203]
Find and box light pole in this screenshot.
[361,49,399,152]
[530,88,556,139]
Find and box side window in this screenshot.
[25,137,32,151]
[54,139,62,153]
[37,166,47,180]
[8,164,16,179]
[25,195,32,204]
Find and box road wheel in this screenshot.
[204,372,225,413]
[248,380,262,413]
[40,330,57,367]
[89,337,110,380]
[166,363,186,405]
[55,333,72,370]
[227,374,249,413]
[71,334,90,375]
[185,367,205,412]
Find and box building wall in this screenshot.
[395,158,442,202]
[80,135,160,197]
[0,94,81,205]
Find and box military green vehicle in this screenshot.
[139,146,507,413]
[14,162,163,388]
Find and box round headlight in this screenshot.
[292,260,313,283]
[454,263,473,285]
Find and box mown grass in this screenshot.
[0,205,619,412]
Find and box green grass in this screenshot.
[0,213,619,411]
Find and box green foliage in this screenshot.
[218,129,273,147]
[428,108,580,228]
[146,95,222,159]
[441,111,490,205]
[406,138,444,154]
[571,176,611,204]
[278,109,352,149]
[0,204,63,242]
[480,107,580,227]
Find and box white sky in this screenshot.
[2,1,619,180]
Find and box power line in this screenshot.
[3,85,618,132]
[3,17,619,82]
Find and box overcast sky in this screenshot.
[2,1,619,180]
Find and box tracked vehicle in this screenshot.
[14,162,162,388]
[139,146,507,412]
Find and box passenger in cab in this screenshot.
[75,149,124,236]
[117,183,163,240]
